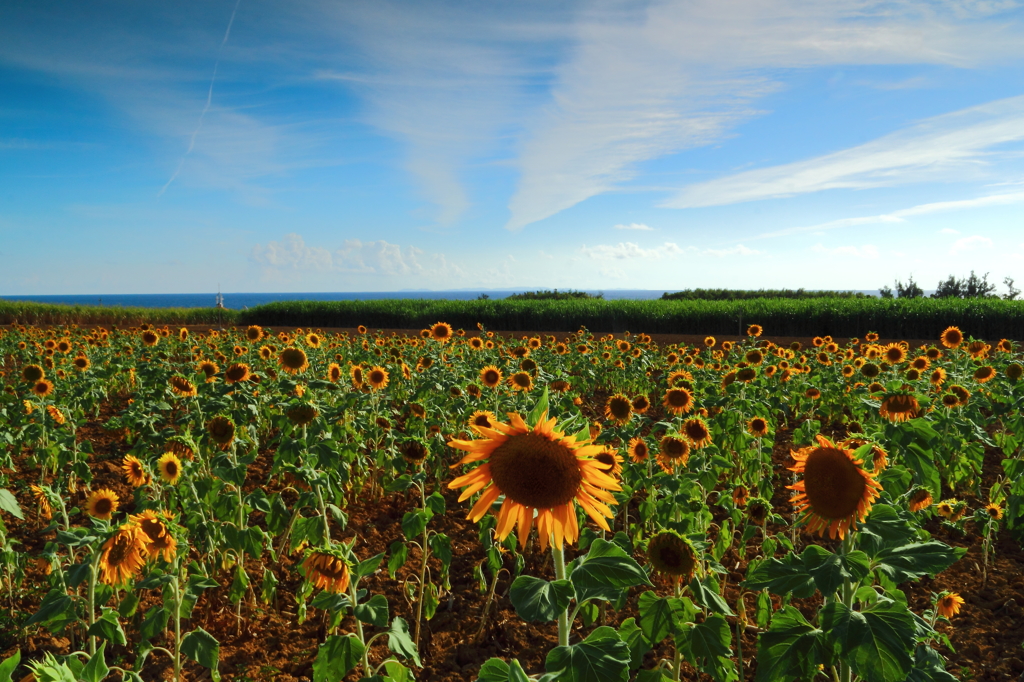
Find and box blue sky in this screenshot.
[2,0,1023,295]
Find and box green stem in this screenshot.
[552,543,569,647]
[349,578,371,675]
[839,533,855,682]
[87,549,100,655]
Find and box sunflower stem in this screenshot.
[839,532,855,682]
[87,548,100,656]
[552,543,570,647]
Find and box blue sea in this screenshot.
[1,289,883,309]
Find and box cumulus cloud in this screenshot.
[949,235,993,254]
[250,233,334,270]
[250,233,464,278]
[810,243,880,258]
[581,242,687,259]
[614,223,654,231]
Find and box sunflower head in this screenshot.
[279,347,309,374]
[367,366,389,390]
[99,525,147,586]
[131,510,178,563]
[400,438,430,465]
[940,326,963,349]
[627,437,649,463]
[169,375,198,397]
[985,502,1003,520]
[604,394,633,425]
[936,592,964,619]
[646,530,697,581]
[682,418,712,449]
[788,435,882,539]
[973,365,996,384]
[22,364,45,383]
[225,363,251,385]
[33,380,54,397]
[1007,363,1024,381]
[86,488,120,520]
[157,453,182,485]
[480,366,502,389]
[879,393,920,423]
[662,387,694,415]
[907,487,933,512]
[198,360,219,381]
[207,416,236,446]
[430,322,453,343]
[72,356,91,371]
[747,417,769,438]
[302,549,351,594]
[657,435,690,473]
[141,330,160,347]
[469,410,497,431]
[122,455,149,487]
[732,485,749,507]
[509,371,533,392]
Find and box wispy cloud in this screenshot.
[614,222,654,231]
[949,235,993,254]
[665,95,1024,208]
[581,242,686,259]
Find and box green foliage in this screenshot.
[661,288,869,300]
[505,289,603,300]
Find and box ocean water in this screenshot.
[1,290,674,309]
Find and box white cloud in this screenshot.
[581,242,687,259]
[705,244,761,257]
[949,235,994,254]
[940,228,960,234]
[810,243,880,259]
[614,223,654,231]
[250,233,334,270]
[664,96,1024,208]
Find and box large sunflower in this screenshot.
[430,322,454,343]
[788,435,882,539]
[99,525,147,586]
[122,455,149,487]
[480,365,503,389]
[662,387,694,415]
[604,394,633,425]
[279,347,309,374]
[939,326,963,349]
[131,510,178,563]
[86,489,120,520]
[447,411,620,550]
[22,364,45,383]
[367,366,389,390]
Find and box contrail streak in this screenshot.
[158,0,242,197]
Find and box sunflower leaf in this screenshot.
[80,642,109,682]
[754,606,829,682]
[0,649,21,682]
[545,625,630,682]
[820,598,915,682]
[688,576,735,617]
[638,592,692,643]
[527,387,551,427]
[509,575,575,622]
[801,545,871,598]
[571,539,651,590]
[313,634,365,682]
[743,554,816,599]
[354,594,389,628]
[0,489,23,520]
[387,617,422,667]
[617,618,652,670]
[478,657,531,682]
[677,614,736,682]
[180,628,221,681]
[873,542,965,584]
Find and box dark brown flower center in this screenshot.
[802,447,866,520]
[489,433,581,509]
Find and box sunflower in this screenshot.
[302,550,351,593]
[99,525,147,586]
[594,449,624,476]
[326,363,343,383]
[746,324,763,337]
[879,393,920,422]
[207,416,235,446]
[929,368,947,387]
[604,394,633,425]
[469,337,484,350]
[478,366,502,389]
[86,488,120,520]
[966,341,989,359]
[245,325,263,342]
[198,360,219,382]
[30,485,52,520]
[703,336,716,348]
[32,380,54,397]
[72,356,90,371]
[682,418,712,449]
[279,347,309,374]
[367,366,389,390]
[224,363,251,385]
[881,344,906,365]
[788,435,882,539]
[985,503,1003,520]
[305,333,322,348]
[733,485,749,506]
[131,510,178,562]
[949,384,970,406]
[747,417,770,438]
[805,387,821,400]
[447,411,620,550]
[45,405,66,425]
[1008,363,1024,381]
[936,500,955,518]
[350,364,364,389]
[169,376,198,397]
[936,592,965,619]
[662,387,694,415]
[287,403,319,427]
[156,453,182,485]
[907,488,933,512]
[940,393,960,409]
[646,530,697,581]
[408,403,427,419]
[940,327,963,349]
[748,498,771,526]
[400,439,430,465]
[657,435,690,473]
[631,394,651,414]
[141,330,160,347]
[973,365,996,384]
[122,455,149,487]
[430,322,454,343]
[509,371,533,392]
[627,437,649,463]
[469,410,498,431]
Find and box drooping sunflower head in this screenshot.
[879,392,920,422]
[131,510,178,563]
[198,360,219,381]
[447,409,621,550]
[973,365,996,384]
[1006,363,1023,381]
[657,435,690,473]
[99,525,147,586]
[949,384,970,406]
[907,487,933,512]
[509,371,533,392]
[469,410,497,431]
[207,416,236,446]
[169,375,197,397]
[788,435,883,539]
[350,364,364,388]
[279,347,309,374]
[940,326,963,349]
[122,455,149,487]
[748,498,771,525]
[966,341,989,359]
[627,437,649,463]
[682,418,712,449]
[141,330,160,347]
[400,438,430,465]
[86,488,120,520]
[604,394,633,425]
[224,363,251,385]
[301,549,351,594]
[286,403,319,427]
[646,530,697,581]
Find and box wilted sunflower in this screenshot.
[682,418,712,449]
[1008,363,1024,381]
[627,437,649,463]
[469,410,498,431]
[748,498,771,526]
[973,365,996,384]
[747,417,770,438]
[908,488,933,512]
[409,403,427,419]
[662,387,694,416]
[447,411,620,550]
[86,488,120,520]
[122,455,149,487]
[788,435,882,539]
[302,550,351,593]
[367,366,389,390]
[949,384,971,406]
[30,485,52,520]
[400,439,430,465]
[509,371,533,392]
[169,376,197,397]
[99,525,147,586]
[198,360,219,382]
[131,510,178,562]
[604,394,633,425]
[480,366,503,389]
[285,403,318,428]
[207,416,236,446]
[657,435,690,473]
[430,322,454,343]
[646,530,697,581]
[32,380,54,397]
[879,393,920,422]
[45,405,66,425]
[940,327,963,349]
[279,347,309,374]
[936,592,964,619]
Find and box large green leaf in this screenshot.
[743,554,816,599]
[821,599,915,682]
[139,606,170,642]
[677,614,736,682]
[545,626,630,682]
[26,589,75,626]
[355,594,390,628]
[873,542,965,583]
[477,658,531,682]
[688,576,734,617]
[509,576,575,623]
[313,634,365,682]
[801,545,871,597]
[86,608,127,646]
[906,644,957,682]
[857,504,919,557]
[570,539,651,591]
[755,606,829,682]
[0,649,20,682]
[387,617,422,667]
[0,489,23,520]
[81,642,109,682]
[617,618,652,671]
[637,592,691,643]
[180,628,222,681]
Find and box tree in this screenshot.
[890,275,923,299]
[932,271,997,299]
[1004,277,1020,301]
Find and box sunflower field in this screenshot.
[1,321,1023,681]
